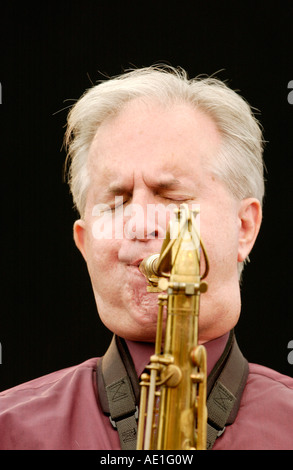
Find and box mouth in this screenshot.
[128,258,144,268]
[127,261,146,281]
[126,259,150,286]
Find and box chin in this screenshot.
[104,312,158,342]
[131,304,160,330]
[120,325,158,343]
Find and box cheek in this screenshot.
[200,214,240,273]
[85,236,119,284]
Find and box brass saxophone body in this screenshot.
[136,204,209,450]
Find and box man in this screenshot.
[0,65,292,450]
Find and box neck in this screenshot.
[126,332,230,378]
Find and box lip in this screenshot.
[128,258,144,267]
[126,259,148,284]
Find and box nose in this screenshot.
[124,213,162,241]
[118,207,164,266]
[123,197,169,242]
[117,191,175,266]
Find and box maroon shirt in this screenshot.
[1,335,293,450]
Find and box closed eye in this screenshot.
[109,196,130,211]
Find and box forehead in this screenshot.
[87,99,220,180]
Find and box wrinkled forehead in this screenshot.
[87,98,221,176]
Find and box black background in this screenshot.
[0,1,292,391]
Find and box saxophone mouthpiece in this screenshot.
[139,254,160,279]
[139,254,162,292]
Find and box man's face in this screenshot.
[74,99,261,343]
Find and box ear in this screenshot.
[73,219,87,261]
[237,198,262,262]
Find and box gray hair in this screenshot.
[65,65,265,218]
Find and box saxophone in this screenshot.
[136,204,209,450]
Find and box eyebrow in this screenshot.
[153,178,181,190]
[106,183,131,195]
[106,177,182,195]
